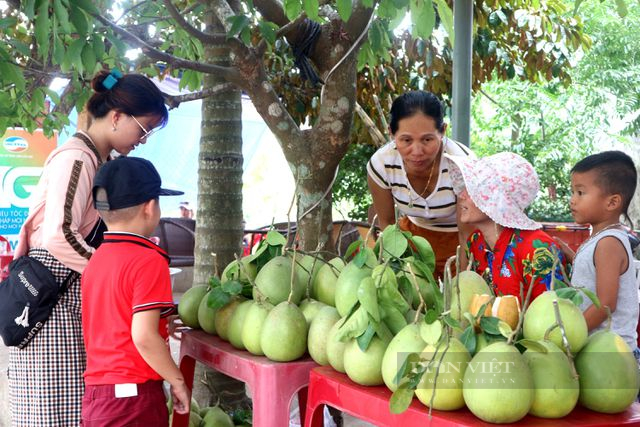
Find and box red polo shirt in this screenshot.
[82,232,175,385]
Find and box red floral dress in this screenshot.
[466,228,567,301]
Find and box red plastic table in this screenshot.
[304,366,640,427]
[171,329,318,427]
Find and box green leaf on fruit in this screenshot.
[381,226,408,259]
[420,319,442,345]
[390,387,414,414]
[497,320,513,338]
[460,326,476,355]
[357,323,376,351]
[358,278,380,321]
[265,230,287,246]
[207,287,231,309]
[479,316,502,336]
[221,280,243,295]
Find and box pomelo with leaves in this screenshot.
[381,323,426,392]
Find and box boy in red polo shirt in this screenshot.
[81,156,190,426]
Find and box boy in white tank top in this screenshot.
[555,150,638,352]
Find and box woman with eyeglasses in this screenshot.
[8,69,168,426]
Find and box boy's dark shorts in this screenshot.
[81,380,168,426]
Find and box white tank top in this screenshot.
[572,228,638,350]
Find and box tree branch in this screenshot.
[93,13,241,83]
[163,83,235,109]
[162,0,227,44]
[253,0,289,27]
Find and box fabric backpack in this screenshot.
[0,256,76,348]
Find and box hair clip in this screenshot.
[102,68,123,90]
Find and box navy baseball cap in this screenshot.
[93,156,183,210]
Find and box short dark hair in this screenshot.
[572,150,637,227]
[389,91,445,134]
[86,70,168,126]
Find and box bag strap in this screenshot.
[58,270,79,296]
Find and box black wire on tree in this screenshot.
[291,19,324,86]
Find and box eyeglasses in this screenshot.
[130,115,156,141]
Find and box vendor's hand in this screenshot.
[552,237,575,263]
[170,381,191,415]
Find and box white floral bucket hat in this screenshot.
[444,152,541,230]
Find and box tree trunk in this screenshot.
[193,12,244,286]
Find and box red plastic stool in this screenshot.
[304,366,640,427]
[171,329,317,427]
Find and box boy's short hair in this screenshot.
[572,150,637,217]
[92,156,182,211]
[94,188,148,222]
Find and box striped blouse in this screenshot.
[367,137,473,231]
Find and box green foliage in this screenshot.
[332,142,377,221]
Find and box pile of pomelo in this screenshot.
[177,226,640,424]
[168,397,246,427]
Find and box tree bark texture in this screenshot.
[193,11,244,286]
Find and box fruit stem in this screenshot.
[407,264,426,323]
[466,252,474,271]
[508,274,536,344]
[365,214,378,248]
[288,248,298,304]
[212,252,219,279]
[443,253,457,317]
[551,299,578,378]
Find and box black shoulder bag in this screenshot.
[0,257,77,348]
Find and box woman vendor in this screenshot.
[367,90,473,278]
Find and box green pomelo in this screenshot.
[449,271,490,325]
[227,300,253,350]
[254,256,305,305]
[312,257,345,305]
[397,269,436,310]
[381,324,426,391]
[327,319,348,373]
[221,257,257,284]
[462,341,533,423]
[523,291,588,353]
[260,302,308,362]
[178,285,209,329]
[382,305,408,335]
[214,297,245,341]
[300,298,327,326]
[308,306,341,365]
[523,340,579,418]
[415,338,471,411]
[188,410,202,427]
[473,333,503,356]
[343,336,389,386]
[335,262,372,317]
[576,330,640,414]
[295,254,322,294]
[241,300,273,356]
[197,291,217,335]
[201,406,234,427]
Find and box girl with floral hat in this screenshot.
[445,152,566,301]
